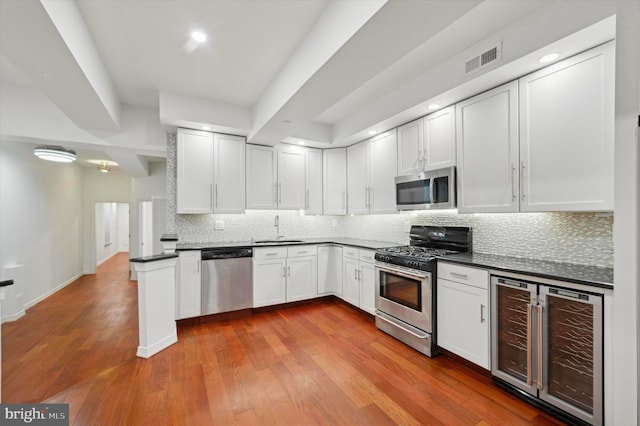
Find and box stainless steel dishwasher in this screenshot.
[201,247,253,315]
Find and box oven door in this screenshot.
[375,263,432,333]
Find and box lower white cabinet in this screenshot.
[342,248,376,314]
[437,262,490,369]
[253,246,317,307]
[318,245,343,296]
[176,250,201,319]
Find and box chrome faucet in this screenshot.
[274,215,282,241]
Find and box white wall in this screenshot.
[95,202,118,265]
[117,202,129,252]
[82,167,132,274]
[0,139,83,317]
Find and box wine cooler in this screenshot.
[491,276,603,425]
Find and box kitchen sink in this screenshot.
[254,240,304,244]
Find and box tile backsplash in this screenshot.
[166,133,613,268]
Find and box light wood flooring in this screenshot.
[2,252,565,425]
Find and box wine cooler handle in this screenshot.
[526,303,534,386]
[536,304,544,390]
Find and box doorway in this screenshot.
[95,202,130,266]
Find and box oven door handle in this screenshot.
[375,263,429,281]
[375,311,429,339]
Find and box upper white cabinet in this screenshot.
[397,106,456,176]
[213,134,246,213]
[456,81,520,213]
[518,43,614,212]
[246,144,307,210]
[177,128,214,214]
[246,144,278,209]
[278,145,306,210]
[305,148,323,215]
[323,149,347,215]
[347,130,398,215]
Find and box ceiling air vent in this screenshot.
[465,43,502,75]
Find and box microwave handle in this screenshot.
[429,177,435,204]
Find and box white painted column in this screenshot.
[612,1,640,424]
[131,256,178,358]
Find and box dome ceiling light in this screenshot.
[98,162,111,173]
[33,145,77,163]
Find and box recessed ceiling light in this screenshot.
[86,159,119,167]
[428,104,440,111]
[191,31,207,43]
[538,52,560,64]
[98,162,111,173]
[33,145,77,163]
[201,125,211,131]
[297,140,305,145]
[368,130,377,136]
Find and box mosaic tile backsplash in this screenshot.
[166,133,613,268]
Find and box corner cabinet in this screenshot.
[456,81,520,213]
[323,148,347,215]
[305,148,323,215]
[397,106,456,176]
[318,245,343,296]
[213,134,246,213]
[176,128,214,214]
[347,130,398,215]
[278,145,306,210]
[518,42,614,212]
[176,250,202,319]
[437,262,490,369]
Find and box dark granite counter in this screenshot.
[440,252,613,290]
[130,253,179,263]
[0,279,14,287]
[177,238,399,251]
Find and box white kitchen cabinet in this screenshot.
[176,128,214,214]
[278,145,306,209]
[246,144,277,209]
[318,245,343,296]
[253,247,287,307]
[305,148,323,215]
[176,250,201,319]
[397,107,455,176]
[214,133,246,213]
[518,43,614,212]
[341,248,376,313]
[423,106,456,171]
[347,130,397,215]
[323,149,347,215]
[253,245,318,307]
[397,118,423,176]
[456,81,520,213]
[437,262,490,369]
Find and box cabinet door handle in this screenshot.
[342,190,346,210]
[210,183,213,209]
[354,269,358,280]
[287,266,291,277]
[283,266,286,277]
[364,186,369,208]
[450,272,468,279]
[526,303,534,386]
[511,164,517,201]
[266,252,278,256]
[480,304,485,323]
[520,162,526,201]
[214,183,218,209]
[279,182,282,203]
[536,304,544,390]
[273,183,278,204]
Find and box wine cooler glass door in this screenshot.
[539,286,603,426]
[491,276,538,395]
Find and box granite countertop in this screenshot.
[177,238,399,251]
[130,253,179,263]
[440,252,613,290]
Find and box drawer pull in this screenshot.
[450,272,468,279]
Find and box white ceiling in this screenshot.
[0,0,619,176]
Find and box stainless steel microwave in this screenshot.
[395,166,456,211]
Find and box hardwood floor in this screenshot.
[2,253,564,425]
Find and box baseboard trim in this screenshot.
[24,272,83,310]
[1,309,26,324]
[136,333,178,358]
[96,250,120,267]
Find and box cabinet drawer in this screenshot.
[343,247,359,260]
[358,249,376,263]
[287,245,317,258]
[438,262,489,290]
[254,247,287,260]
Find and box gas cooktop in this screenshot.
[375,225,472,272]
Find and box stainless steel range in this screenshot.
[374,225,472,357]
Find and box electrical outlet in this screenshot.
[214,220,225,230]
